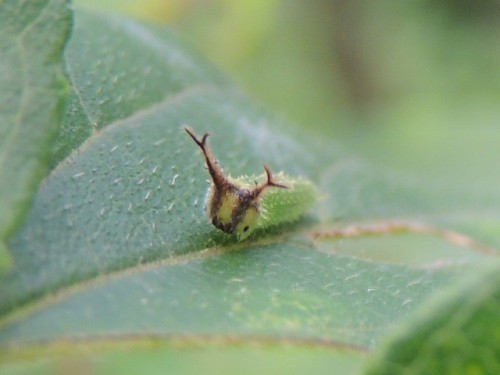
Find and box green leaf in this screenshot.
[0,342,365,375]
[51,8,229,168]
[0,0,71,272]
[0,6,498,374]
[364,261,500,375]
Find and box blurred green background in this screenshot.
[76,0,500,182]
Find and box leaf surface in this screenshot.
[0,6,498,374]
[0,0,70,271]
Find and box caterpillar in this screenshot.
[185,127,318,240]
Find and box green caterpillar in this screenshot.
[185,128,318,240]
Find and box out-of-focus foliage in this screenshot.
[77,0,500,182]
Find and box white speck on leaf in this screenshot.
[402,298,413,306]
[154,138,166,146]
[170,174,179,186]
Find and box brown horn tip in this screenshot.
[263,164,288,189]
[185,127,209,149]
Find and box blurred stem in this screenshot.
[328,0,376,110]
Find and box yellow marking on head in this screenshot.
[235,206,260,240]
[213,191,239,228]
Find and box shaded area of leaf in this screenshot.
[0,0,71,271]
[316,232,489,267]
[364,261,500,375]
[0,243,475,347]
[0,338,364,375]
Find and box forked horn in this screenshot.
[263,165,288,189]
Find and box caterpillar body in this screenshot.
[185,127,318,240]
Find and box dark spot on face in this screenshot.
[212,217,233,234]
[243,226,250,232]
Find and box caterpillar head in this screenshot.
[185,127,287,240]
